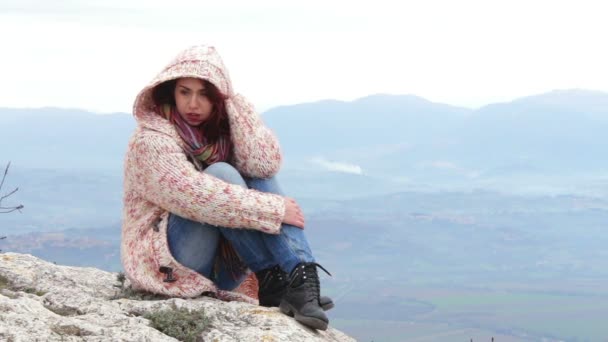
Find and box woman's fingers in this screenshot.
[293,199,305,228]
[283,197,305,229]
[290,213,305,229]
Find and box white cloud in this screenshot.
[310,158,363,175]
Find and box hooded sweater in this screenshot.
[121,45,285,302]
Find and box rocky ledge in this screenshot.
[0,253,354,342]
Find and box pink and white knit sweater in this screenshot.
[121,45,285,302]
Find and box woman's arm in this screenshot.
[227,94,282,178]
[126,132,285,234]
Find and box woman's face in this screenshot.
[174,78,213,126]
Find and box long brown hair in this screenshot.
[152,78,230,142]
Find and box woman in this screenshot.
[121,45,333,330]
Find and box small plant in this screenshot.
[51,324,89,337]
[0,274,9,291]
[0,275,46,296]
[116,272,126,287]
[45,304,80,317]
[110,283,169,301]
[144,307,209,342]
[111,271,161,300]
[23,287,47,296]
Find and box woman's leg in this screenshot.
[167,213,219,277]
[208,163,331,329]
[243,176,315,274]
[201,162,277,273]
[167,213,245,290]
[206,163,315,274]
[244,175,332,330]
[167,162,275,290]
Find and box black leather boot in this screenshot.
[279,262,331,330]
[256,265,334,310]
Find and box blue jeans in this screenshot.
[167,162,315,290]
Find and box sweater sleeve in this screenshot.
[227,94,282,178]
[126,132,285,234]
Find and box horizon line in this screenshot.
[1,87,606,115]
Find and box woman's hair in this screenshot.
[152,78,230,142]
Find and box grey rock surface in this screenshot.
[0,253,355,342]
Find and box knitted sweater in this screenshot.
[121,45,285,302]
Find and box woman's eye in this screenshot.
[180,90,189,95]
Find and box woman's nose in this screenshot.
[188,95,198,108]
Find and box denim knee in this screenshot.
[167,213,220,277]
[204,162,246,187]
[246,177,284,196]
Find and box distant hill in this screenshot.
[263,94,471,159]
[0,107,135,170]
[2,89,607,176]
[0,226,121,271]
[0,167,122,235]
[458,89,608,171]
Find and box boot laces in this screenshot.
[290,263,331,303]
[259,265,285,291]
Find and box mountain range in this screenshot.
[2,89,607,180]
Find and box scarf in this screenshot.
[160,104,231,167]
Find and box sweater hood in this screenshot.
[132,45,235,127]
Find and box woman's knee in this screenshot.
[204,162,246,187]
[246,176,284,195]
[167,214,220,275]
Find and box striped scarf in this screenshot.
[160,104,231,167]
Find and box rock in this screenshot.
[0,253,354,342]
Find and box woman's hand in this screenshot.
[283,197,305,229]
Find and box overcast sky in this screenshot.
[1,0,607,113]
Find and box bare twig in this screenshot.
[0,162,24,213]
[0,161,9,192]
[0,187,19,202]
[0,205,24,214]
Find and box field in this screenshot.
[329,283,608,341]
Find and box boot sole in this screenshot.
[321,302,334,311]
[279,302,328,331]
[260,300,334,312]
